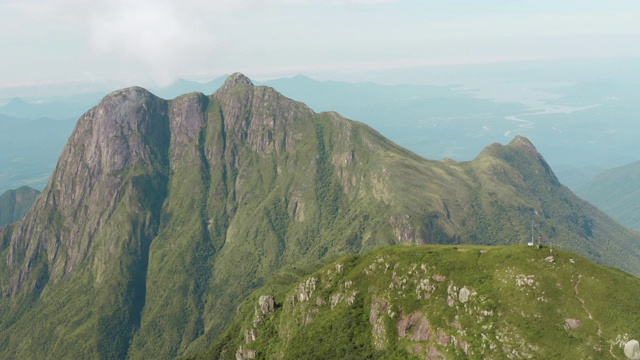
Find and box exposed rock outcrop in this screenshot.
[258,295,275,316]
[564,318,581,330]
[626,340,640,360]
[370,297,389,350]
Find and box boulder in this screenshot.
[564,318,581,330]
[258,295,275,315]
[625,340,640,360]
[459,287,471,303]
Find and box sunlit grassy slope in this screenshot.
[198,244,640,359]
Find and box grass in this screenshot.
[199,244,640,359]
[2,78,640,359]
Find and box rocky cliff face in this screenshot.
[0,73,639,359]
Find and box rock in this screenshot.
[369,298,388,325]
[409,317,430,341]
[432,275,446,282]
[426,346,445,360]
[625,340,640,360]
[545,256,555,263]
[564,318,581,330]
[396,311,430,341]
[459,287,471,303]
[236,346,257,360]
[346,291,358,306]
[370,298,389,350]
[452,337,471,355]
[258,295,275,315]
[437,330,450,346]
[330,293,344,308]
[298,277,317,302]
[397,312,421,338]
[219,72,253,96]
[244,328,257,344]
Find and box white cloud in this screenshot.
[1,0,639,91]
[85,1,212,86]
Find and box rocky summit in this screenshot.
[0,73,639,359]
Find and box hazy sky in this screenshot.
[2,0,640,91]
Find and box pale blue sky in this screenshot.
[1,0,640,92]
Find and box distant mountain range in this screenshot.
[0,113,76,192]
[0,186,39,227]
[0,74,639,359]
[0,94,104,120]
[576,160,640,231]
[3,73,639,196]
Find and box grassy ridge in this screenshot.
[199,244,640,359]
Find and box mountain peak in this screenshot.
[6,97,27,106]
[507,135,537,152]
[228,72,253,85]
[102,86,155,102]
[217,72,253,94]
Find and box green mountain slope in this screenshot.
[198,245,640,359]
[0,73,639,359]
[0,186,39,227]
[576,160,640,231]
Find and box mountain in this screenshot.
[0,186,39,227]
[198,245,640,359]
[263,75,640,178]
[0,94,103,120]
[262,75,528,161]
[0,73,639,359]
[152,76,228,100]
[576,160,640,231]
[552,164,606,190]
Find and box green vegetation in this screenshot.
[0,74,639,359]
[197,244,640,359]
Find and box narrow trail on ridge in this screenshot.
[574,274,617,358]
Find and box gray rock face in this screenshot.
[258,295,275,315]
[235,345,257,360]
[459,287,471,303]
[370,298,389,350]
[244,328,257,344]
[625,340,640,360]
[564,319,581,330]
[297,277,317,302]
[4,86,170,294]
